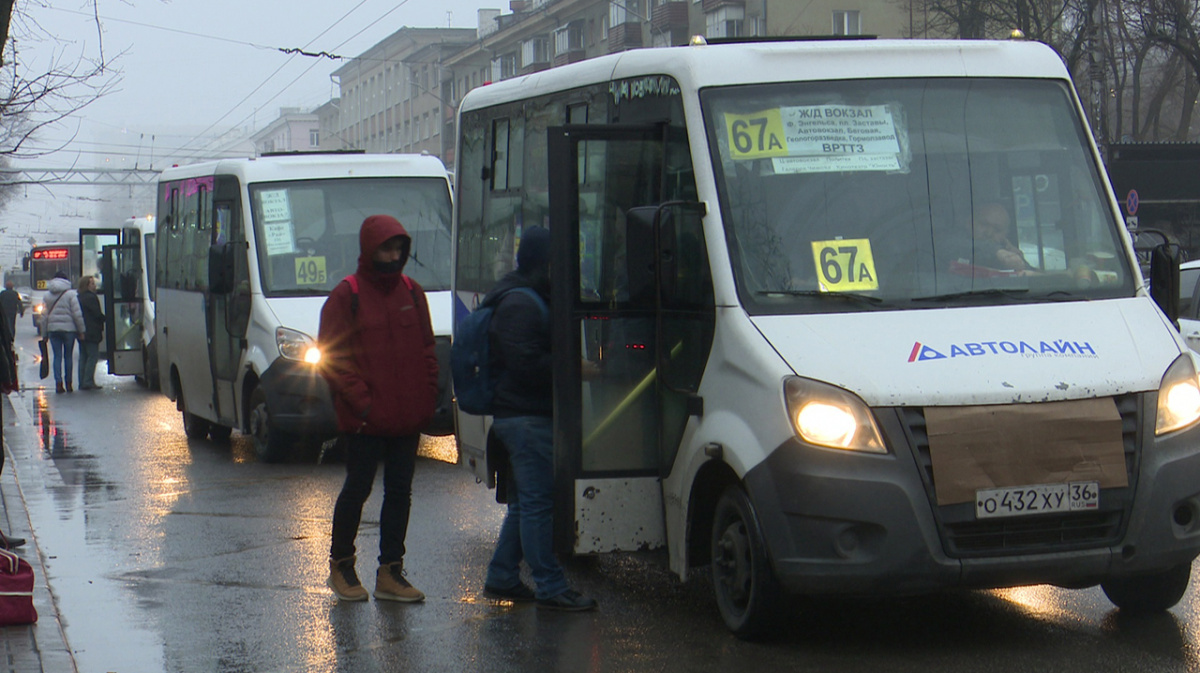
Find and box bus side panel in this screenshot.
[157,286,217,422]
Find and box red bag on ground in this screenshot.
[0,548,37,625]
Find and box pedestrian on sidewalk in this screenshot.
[481,226,598,611]
[41,271,84,394]
[318,214,439,603]
[0,281,24,341]
[0,313,26,549]
[77,275,105,390]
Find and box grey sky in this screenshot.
[2,0,494,264]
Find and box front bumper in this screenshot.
[744,392,1200,596]
[258,359,337,438]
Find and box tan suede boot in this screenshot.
[327,556,368,601]
[374,562,425,602]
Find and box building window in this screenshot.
[610,0,643,26]
[706,6,744,38]
[522,36,550,67]
[555,22,585,55]
[310,129,319,147]
[833,10,861,35]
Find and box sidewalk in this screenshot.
[0,390,76,673]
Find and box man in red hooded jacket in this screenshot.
[319,214,438,603]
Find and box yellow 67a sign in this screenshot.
[810,239,879,292]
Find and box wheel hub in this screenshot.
[715,521,752,605]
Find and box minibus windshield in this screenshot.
[249,176,452,296]
[702,78,1133,314]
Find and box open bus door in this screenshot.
[100,244,146,377]
[546,124,713,556]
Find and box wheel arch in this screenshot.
[687,459,742,568]
[240,369,261,434]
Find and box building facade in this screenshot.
[326,0,928,171]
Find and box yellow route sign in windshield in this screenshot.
[295,256,328,286]
[725,109,788,160]
[810,239,879,292]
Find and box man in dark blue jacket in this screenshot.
[482,226,597,611]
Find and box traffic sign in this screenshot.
[1126,189,1139,216]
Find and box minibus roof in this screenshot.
[158,153,451,183]
[459,38,1069,113]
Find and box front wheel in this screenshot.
[248,386,294,463]
[1101,563,1192,613]
[710,485,783,639]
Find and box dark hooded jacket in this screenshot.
[483,226,552,418]
[318,214,438,436]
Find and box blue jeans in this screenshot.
[79,341,100,388]
[329,433,419,566]
[485,415,570,600]
[48,332,76,386]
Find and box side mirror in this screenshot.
[624,206,678,307]
[209,242,235,295]
[21,255,28,272]
[1149,242,1181,326]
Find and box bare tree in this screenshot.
[0,1,120,218]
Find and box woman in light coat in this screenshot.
[41,271,84,393]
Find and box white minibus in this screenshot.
[156,153,455,461]
[452,37,1200,637]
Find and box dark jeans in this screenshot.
[79,340,100,388]
[48,332,75,386]
[485,415,570,600]
[329,433,419,566]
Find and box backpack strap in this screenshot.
[342,274,359,317]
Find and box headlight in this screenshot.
[1156,354,1200,435]
[784,377,886,453]
[276,327,321,364]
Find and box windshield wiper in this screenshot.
[757,289,886,305]
[911,288,1031,303]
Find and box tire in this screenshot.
[180,389,212,440]
[710,485,783,639]
[1101,563,1192,614]
[248,385,293,463]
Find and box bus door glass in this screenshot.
[210,179,248,426]
[79,229,121,293]
[100,243,144,376]
[548,124,684,554]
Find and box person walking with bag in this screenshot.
[318,214,439,603]
[41,271,84,394]
[77,276,105,390]
[481,226,598,611]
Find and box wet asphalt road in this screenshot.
[4,321,1200,672]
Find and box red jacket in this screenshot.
[318,215,438,437]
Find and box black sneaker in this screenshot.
[483,582,536,602]
[536,589,597,612]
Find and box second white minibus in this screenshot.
[453,36,1200,636]
[156,152,455,461]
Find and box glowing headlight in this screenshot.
[276,327,320,364]
[785,377,886,453]
[1156,354,1200,435]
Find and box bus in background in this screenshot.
[155,153,455,462]
[453,37,1200,636]
[78,217,160,389]
[26,242,80,329]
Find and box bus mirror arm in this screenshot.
[209,242,235,295]
[1149,242,1182,328]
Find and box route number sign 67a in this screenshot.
[810,238,879,292]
